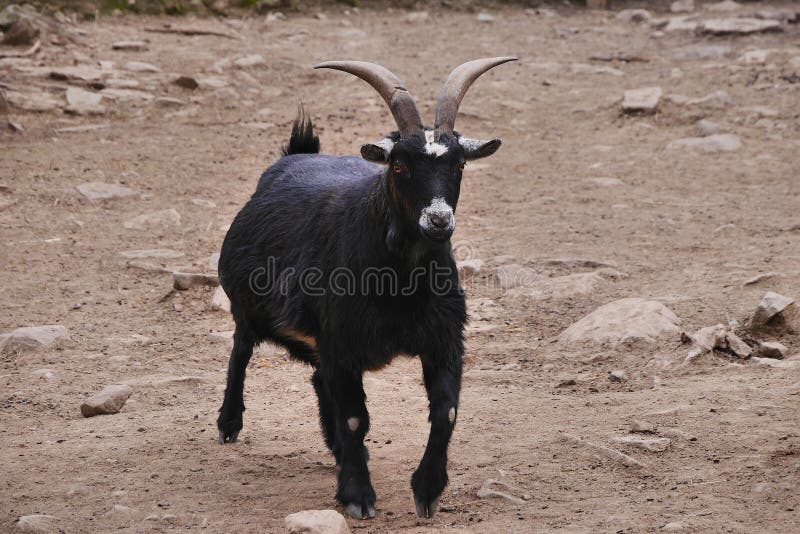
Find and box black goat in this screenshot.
[217,58,517,519]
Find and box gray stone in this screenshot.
[119,249,184,259]
[101,88,154,102]
[700,18,782,35]
[15,514,60,533]
[81,384,133,417]
[670,90,732,109]
[477,479,527,505]
[695,119,721,136]
[612,435,671,452]
[670,0,694,13]
[174,76,199,90]
[672,44,730,61]
[123,208,181,230]
[173,272,219,290]
[758,341,788,360]
[233,54,266,68]
[5,90,60,112]
[285,509,350,534]
[49,66,104,83]
[630,420,656,433]
[750,292,795,329]
[739,49,770,65]
[0,325,70,354]
[559,298,681,346]
[588,177,625,187]
[112,41,147,51]
[476,13,494,23]
[31,369,56,380]
[65,87,106,116]
[211,286,230,312]
[609,369,628,382]
[705,0,740,12]
[616,9,652,24]
[661,16,699,32]
[76,182,137,201]
[743,272,777,286]
[752,357,800,370]
[622,86,662,113]
[667,134,741,153]
[123,61,161,73]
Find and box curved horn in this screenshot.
[433,57,518,141]
[314,60,424,140]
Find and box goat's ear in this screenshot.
[459,138,502,160]
[361,143,389,163]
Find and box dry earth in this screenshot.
[2,1,800,532]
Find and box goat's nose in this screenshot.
[429,213,451,229]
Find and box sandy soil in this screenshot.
[2,2,799,532]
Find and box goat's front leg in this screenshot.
[323,363,376,520]
[412,350,462,518]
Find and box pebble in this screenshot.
[16,514,60,533]
[123,208,181,230]
[622,86,662,113]
[757,341,788,360]
[191,198,217,208]
[630,420,656,433]
[234,54,266,68]
[476,478,527,505]
[65,87,106,116]
[739,49,770,64]
[155,97,185,107]
[663,521,685,531]
[112,40,147,51]
[742,272,777,286]
[476,13,494,23]
[667,134,741,153]
[123,61,161,73]
[559,298,681,346]
[705,0,741,12]
[752,357,800,370]
[174,76,199,90]
[31,368,56,380]
[612,435,672,452]
[285,509,350,534]
[609,370,628,382]
[76,182,137,201]
[670,0,694,13]
[94,77,139,89]
[695,119,721,136]
[700,18,782,35]
[173,272,219,290]
[660,16,698,32]
[80,384,133,417]
[0,325,70,354]
[749,291,795,330]
[672,44,730,61]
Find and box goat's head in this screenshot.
[315,57,517,244]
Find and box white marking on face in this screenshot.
[347,417,359,432]
[418,197,455,233]
[448,407,456,424]
[458,137,485,152]
[376,138,395,160]
[424,129,448,157]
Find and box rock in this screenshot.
[119,249,184,259]
[493,263,538,290]
[622,86,662,114]
[123,208,181,230]
[123,61,161,73]
[543,258,616,269]
[743,272,777,286]
[559,298,681,346]
[659,427,695,441]
[757,341,788,360]
[0,325,70,354]
[476,479,527,505]
[211,286,230,312]
[695,119,721,136]
[752,357,800,370]
[660,16,699,32]
[173,272,219,290]
[616,9,652,24]
[630,420,656,433]
[570,63,624,76]
[76,182,137,201]
[192,198,217,208]
[285,509,349,534]
[100,88,154,103]
[672,90,732,109]
[609,369,628,382]
[5,90,60,112]
[208,252,220,271]
[727,332,752,358]
[705,0,740,12]
[685,323,751,359]
[511,271,607,300]
[15,514,60,533]
[739,49,770,65]
[112,40,147,51]
[404,11,429,23]
[663,521,685,531]
[612,435,671,452]
[457,259,484,279]
[65,87,105,116]
[670,0,694,13]
[755,9,798,23]
[2,18,39,46]
[476,13,494,23]
[672,45,730,61]
[174,76,199,90]
[234,54,266,68]
[667,134,741,153]
[588,177,624,187]
[49,66,104,84]
[31,369,56,380]
[749,292,795,330]
[700,18,782,35]
[80,384,133,417]
[155,97,184,107]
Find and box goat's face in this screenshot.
[362,130,501,243]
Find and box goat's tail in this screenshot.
[281,104,320,156]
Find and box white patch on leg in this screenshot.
[448,407,456,424]
[424,129,448,157]
[347,416,359,432]
[418,197,455,233]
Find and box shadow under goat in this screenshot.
[216,57,518,520]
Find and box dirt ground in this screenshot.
[2,2,800,532]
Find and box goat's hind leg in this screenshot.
[217,327,255,444]
[312,369,340,463]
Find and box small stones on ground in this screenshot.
[173,272,219,290]
[616,9,652,24]
[0,325,70,354]
[663,521,685,531]
[612,435,671,452]
[749,292,795,330]
[65,87,106,116]
[743,272,777,286]
[630,420,656,433]
[609,369,628,382]
[285,509,350,534]
[211,286,230,312]
[623,86,662,113]
[112,40,148,51]
[672,44,730,61]
[123,208,181,230]
[667,134,741,153]
[80,384,133,417]
[561,432,644,467]
[752,357,800,370]
[233,54,266,68]
[659,427,696,441]
[16,514,60,533]
[670,0,694,13]
[757,341,788,360]
[695,119,721,137]
[174,76,199,90]
[76,182,137,201]
[123,61,161,73]
[558,298,681,347]
[119,249,184,260]
[699,18,782,35]
[457,259,484,279]
[684,324,751,360]
[476,13,494,23]
[476,479,527,505]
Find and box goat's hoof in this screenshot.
[217,430,239,444]
[344,503,375,520]
[414,496,439,518]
